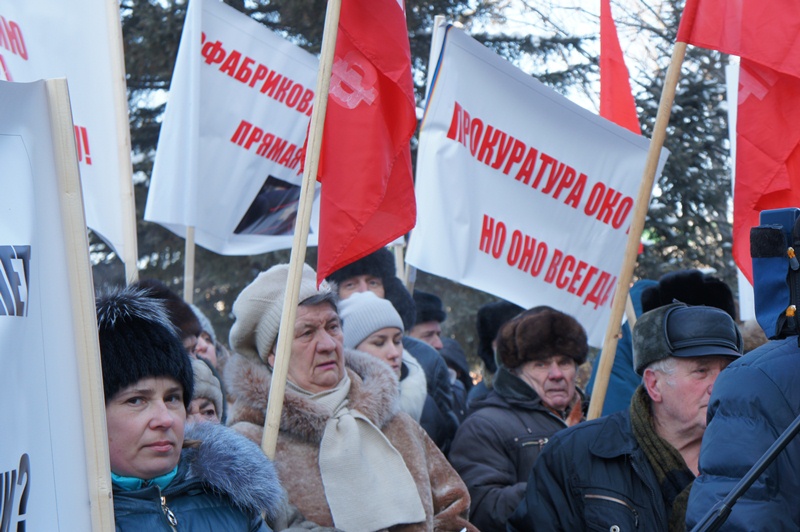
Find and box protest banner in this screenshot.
[407,25,669,347]
[145,0,321,258]
[0,79,113,530]
[1,2,138,280]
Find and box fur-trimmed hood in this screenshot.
[181,421,285,518]
[225,348,401,443]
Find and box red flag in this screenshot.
[315,0,417,284]
[677,0,800,283]
[599,0,640,134]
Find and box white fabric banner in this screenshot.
[1,1,136,265]
[0,80,94,530]
[145,0,321,255]
[407,26,669,346]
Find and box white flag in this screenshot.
[407,26,669,346]
[2,2,137,268]
[145,0,321,255]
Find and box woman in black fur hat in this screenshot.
[448,306,589,531]
[97,286,283,531]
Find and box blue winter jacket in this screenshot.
[112,422,283,531]
[686,337,800,531]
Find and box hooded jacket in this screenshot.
[508,409,668,531]
[225,348,474,532]
[111,422,283,531]
[448,367,587,532]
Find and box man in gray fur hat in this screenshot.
[509,302,743,532]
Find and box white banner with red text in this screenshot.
[145,0,321,255]
[0,80,106,531]
[407,26,669,347]
[1,1,136,268]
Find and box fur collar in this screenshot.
[182,422,285,518]
[225,348,401,444]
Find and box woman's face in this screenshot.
[188,397,220,424]
[106,377,186,479]
[184,331,218,368]
[357,327,403,377]
[269,303,345,393]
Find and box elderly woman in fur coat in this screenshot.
[224,263,475,532]
[448,306,589,531]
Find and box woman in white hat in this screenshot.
[224,263,474,532]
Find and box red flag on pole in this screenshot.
[315,0,417,284]
[677,0,800,283]
[599,0,641,134]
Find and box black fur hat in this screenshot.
[132,278,202,340]
[476,301,524,372]
[641,269,736,320]
[413,290,446,324]
[496,306,588,369]
[97,286,194,407]
[325,247,396,286]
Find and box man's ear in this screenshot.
[267,351,276,370]
[643,367,662,403]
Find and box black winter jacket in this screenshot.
[448,367,585,532]
[508,409,668,531]
[112,422,282,531]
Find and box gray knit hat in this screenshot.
[229,263,332,363]
[632,302,744,376]
[191,357,224,421]
[339,291,405,349]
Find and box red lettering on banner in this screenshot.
[230,120,302,171]
[200,33,315,117]
[73,125,93,165]
[584,183,634,229]
[507,230,548,277]
[584,272,616,309]
[444,101,637,222]
[0,53,12,81]
[478,214,618,308]
[544,249,563,284]
[0,16,28,60]
[479,214,506,259]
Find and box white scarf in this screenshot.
[288,373,425,531]
[399,351,427,422]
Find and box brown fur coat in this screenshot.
[225,348,475,532]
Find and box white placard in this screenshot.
[407,26,669,346]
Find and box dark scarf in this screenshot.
[630,386,694,532]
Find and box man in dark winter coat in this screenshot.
[508,302,743,532]
[449,306,589,532]
[326,248,460,452]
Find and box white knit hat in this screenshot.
[229,263,332,363]
[339,291,405,349]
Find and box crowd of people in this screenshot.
[95,244,798,531]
